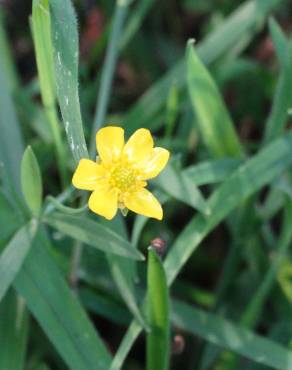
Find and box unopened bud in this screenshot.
[171,335,185,355]
[150,238,167,256]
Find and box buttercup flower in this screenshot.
[72,126,170,220]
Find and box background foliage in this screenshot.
[1,0,292,369]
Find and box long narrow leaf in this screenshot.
[146,249,170,370]
[45,212,144,260]
[49,0,88,162]
[14,230,112,370]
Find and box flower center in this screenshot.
[109,165,136,192]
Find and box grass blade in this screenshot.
[171,299,292,370]
[49,0,88,162]
[146,248,170,370]
[45,212,144,260]
[31,0,67,186]
[14,230,112,370]
[124,0,281,134]
[90,0,131,154]
[0,58,24,196]
[0,221,37,302]
[0,290,28,370]
[155,164,210,215]
[110,320,142,370]
[269,17,287,67]
[187,41,243,158]
[165,132,292,285]
[263,41,292,143]
[21,146,43,217]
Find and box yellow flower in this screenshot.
[72,126,170,220]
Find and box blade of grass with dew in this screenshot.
[263,41,292,144]
[0,58,24,197]
[154,164,210,215]
[21,146,43,217]
[124,0,282,134]
[0,290,28,370]
[269,17,287,68]
[146,248,170,370]
[187,41,243,158]
[31,0,67,186]
[120,0,154,49]
[171,299,292,370]
[14,230,112,370]
[0,220,37,303]
[90,0,131,154]
[44,212,144,260]
[49,0,88,162]
[165,131,292,286]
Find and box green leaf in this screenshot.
[0,289,29,370]
[45,195,88,215]
[146,249,170,370]
[14,230,112,370]
[164,132,292,285]
[49,0,88,162]
[110,320,142,370]
[21,146,43,216]
[0,58,24,197]
[263,41,292,143]
[155,164,210,215]
[171,299,292,370]
[186,41,243,158]
[45,212,144,260]
[269,17,287,68]
[185,159,242,186]
[124,0,280,134]
[31,0,67,186]
[0,220,37,302]
[90,0,130,154]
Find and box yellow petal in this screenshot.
[123,128,153,163]
[72,159,104,190]
[124,188,163,220]
[96,126,124,163]
[139,147,170,180]
[88,187,118,220]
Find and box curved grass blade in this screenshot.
[146,248,170,370]
[187,41,243,158]
[165,131,292,285]
[14,230,112,370]
[45,212,144,260]
[49,0,88,162]
[0,290,28,370]
[0,220,37,303]
[45,195,88,215]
